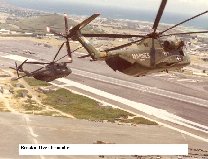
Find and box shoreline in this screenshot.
[2,0,207,30]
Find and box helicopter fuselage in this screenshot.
[76,32,191,77]
[29,62,72,82]
[105,55,190,77]
[104,38,190,76]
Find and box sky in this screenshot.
[39,0,208,14]
[7,0,208,15]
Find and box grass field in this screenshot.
[22,99,42,111]
[14,89,28,98]
[21,77,158,125]
[23,77,51,86]
[42,88,133,122]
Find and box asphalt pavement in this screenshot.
[0,39,208,158]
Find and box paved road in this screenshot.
[2,41,208,126]
[0,112,207,159]
[0,39,208,142]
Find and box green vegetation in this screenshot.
[2,13,105,35]
[24,77,51,86]
[10,80,18,87]
[13,14,75,34]
[15,89,28,98]
[22,99,42,111]
[11,82,25,88]
[42,88,133,122]
[121,117,158,125]
[22,78,157,125]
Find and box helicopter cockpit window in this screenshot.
[177,41,185,49]
[163,40,178,51]
[163,40,185,55]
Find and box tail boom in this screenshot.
[75,31,107,60]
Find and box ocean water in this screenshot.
[7,0,208,29]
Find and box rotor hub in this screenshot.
[147,32,160,39]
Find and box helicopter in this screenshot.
[12,60,72,82]
[47,0,208,77]
[10,14,101,82]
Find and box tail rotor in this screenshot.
[64,13,72,59]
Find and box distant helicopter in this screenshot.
[47,0,208,77]
[11,14,100,82]
[12,60,72,82]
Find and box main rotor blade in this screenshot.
[15,67,45,80]
[152,0,167,33]
[14,74,29,80]
[46,27,65,38]
[82,33,145,38]
[64,13,69,35]
[53,42,65,61]
[78,14,100,30]
[15,62,19,77]
[160,30,208,37]
[54,46,83,62]
[68,14,100,38]
[17,59,28,72]
[104,38,146,52]
[66,41,71,58]
[159,10,208,35]
[25,61,51,65]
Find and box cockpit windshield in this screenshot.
[162,40,185,56]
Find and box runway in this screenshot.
[71,68,208,108]
[0,39,207,144]
[0,112,207,159]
